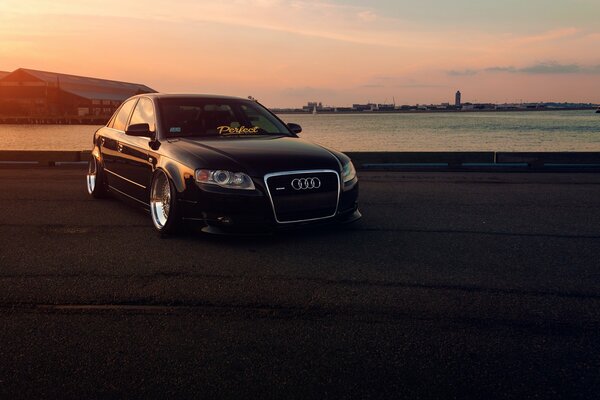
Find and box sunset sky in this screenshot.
[1,0,599,107]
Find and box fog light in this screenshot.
[217,216,233,225]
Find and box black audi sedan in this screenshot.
[86,94,360,234]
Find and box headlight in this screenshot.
[341,161,357,183]
[195,169,255,190]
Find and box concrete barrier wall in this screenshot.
[0,150,91,166]
[346,152,495,168]
[1,150,599,170]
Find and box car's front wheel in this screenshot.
[150,169,181,234]
[86,156,108,198]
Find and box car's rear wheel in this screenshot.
[86,156,108,198]
[150,170,181,234]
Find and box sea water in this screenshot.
[1,110,598,152]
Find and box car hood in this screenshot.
[170,136,342,176]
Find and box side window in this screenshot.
[112,99,137,131]
[129,98,156,132]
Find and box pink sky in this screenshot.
[1,0,599,107]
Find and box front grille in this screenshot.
[264,170,340,223]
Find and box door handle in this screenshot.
[118,144,123,152]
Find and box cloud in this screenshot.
[357,10,377,22]
[514,28,581,45]
[372,75,395,81]
[519,63,582,74]
[451,62,600,76]
[0,0,465,50]
[447,69,478,76]
[487,62,600,74]
[484,66,517,73]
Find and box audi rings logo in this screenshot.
[291,177,321,190]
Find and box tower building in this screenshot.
[455,91,462,108]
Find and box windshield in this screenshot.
[158,98,291,138]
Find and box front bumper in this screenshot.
[180,177,360,234]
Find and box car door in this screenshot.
[102,98,138,196]
[119,97,158,203]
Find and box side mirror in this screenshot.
[125,123,152,137]
[287,123,302,135]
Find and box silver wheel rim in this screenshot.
[150,171,171,229]
[86,158,97,195]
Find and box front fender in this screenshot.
[156,158,194,194]
[91,146,102,161]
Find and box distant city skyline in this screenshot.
[1,0,599,108]
[286,99,600,110]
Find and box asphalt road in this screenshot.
[1,167,600,399]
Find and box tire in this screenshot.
[86,156,108,198]
[150,170,181,234]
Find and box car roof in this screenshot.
[135,93,251,101]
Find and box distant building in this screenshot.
[352,103,377,111]
[376,103,396,111]
[429,103,451,110]
[0,68,155,117]
[461,102,495,111]
[455,91,462,108]
[302,101,322,112]
[496,103,520,110]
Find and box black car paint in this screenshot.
[91,94,360,232]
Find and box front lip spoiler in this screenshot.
[337,209,362,224]
[197,209,362,236]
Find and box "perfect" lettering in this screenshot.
[218,126,259,134]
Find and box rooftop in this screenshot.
[0,68,156,101]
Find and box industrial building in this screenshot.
[0,68,155,117]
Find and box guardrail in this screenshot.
[1,150,600,171]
